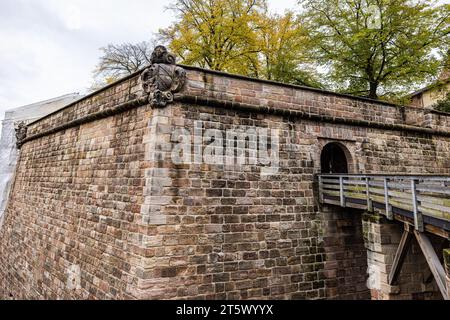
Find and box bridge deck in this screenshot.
[318,174,450,238]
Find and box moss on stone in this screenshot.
[443,249,450,272]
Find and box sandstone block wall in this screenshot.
[0,106,152,299]
[322,207,370,299]
[0,93,81,224]
[0,66,449,299]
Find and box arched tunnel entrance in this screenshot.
[320,142,349,174]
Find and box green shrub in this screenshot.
[433,91,450,113]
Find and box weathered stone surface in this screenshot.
[141,46,186,108]
[0,63,448,300]
[0,93,81,225]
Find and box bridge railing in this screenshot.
[318,174,450,232]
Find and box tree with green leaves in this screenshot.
[299,0,450,100]
[258,11,322,87]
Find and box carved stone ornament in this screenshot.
[15,121,28,149]
[141,45,186,108]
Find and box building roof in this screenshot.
[408,78,450,98]
[409,54,450,98]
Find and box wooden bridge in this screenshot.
[318,174,450,299]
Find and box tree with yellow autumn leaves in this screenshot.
[159,0,321,87]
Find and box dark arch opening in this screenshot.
[320,143,349,174]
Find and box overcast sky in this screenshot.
[0,0,297,119]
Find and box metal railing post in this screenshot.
[411,178,423,232]
[384,177,393,220]
[366,177,373,212]
[339,176,346,207]
[318,175,324,203]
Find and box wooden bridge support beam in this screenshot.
[423,239,447,284]
[444,249,450,299]
[388,224,412,285]
[413,231,448,300]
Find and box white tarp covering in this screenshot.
[0,118,17,223]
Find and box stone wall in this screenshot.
[0,106,150,299]
[0,65,449,300]
[0,93,81,224]
[322,207,370,300]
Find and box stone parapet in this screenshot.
[26,66,450,143]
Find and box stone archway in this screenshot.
[320,142,351,174]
